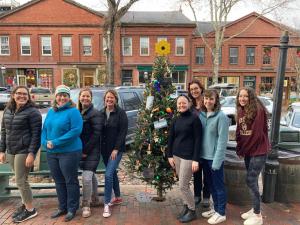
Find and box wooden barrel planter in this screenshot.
[224,150,251,206]
[275,156,300,203]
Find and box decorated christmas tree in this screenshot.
[126,40,177,200]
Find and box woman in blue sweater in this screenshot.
[41,85,83,222]
[199,89,229,225]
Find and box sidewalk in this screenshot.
[1,185,300,225]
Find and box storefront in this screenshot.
[137,65,188,89]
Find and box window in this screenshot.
[20,36,31,55]
[102,36,108,54]
[119,92,141,111]
[121,70,132,85]
[195,47,205,64]
[122,37,132,56]
[139,71,152,84]
[263,47,271,64]
[0,36,10,55]
[140,37,149,56]
[246,47,255,65]
[62,36,72,56]
[41,36,52,56]
[260,77,274,93]
[229,47,238,64]
[157,36,167,42]
[82,36,92,55]
[175,37,185,56]
[171,71,186,89]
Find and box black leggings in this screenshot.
[244,155,267,214]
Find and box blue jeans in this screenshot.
[202,159,226,216]
[102,152,123,204]
[47,151,81,214]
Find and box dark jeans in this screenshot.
[202,159,226,216]
[244,154,267,214]
[194,166,210,199]
[102,152,123,204]
[47,151,81,214]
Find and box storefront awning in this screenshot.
[137,65,188,72]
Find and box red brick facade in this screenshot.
[0,0,299,94]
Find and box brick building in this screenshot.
[0,0,299,93]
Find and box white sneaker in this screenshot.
[208,212,226,224]
[202,209,215,218]
[244,213,263,225]
[241,208,255,220]
[82,207,91,218]
[102,204,111,218]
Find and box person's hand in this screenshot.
[192,161,199,173]
[25,153,34,168]
[0,152,6,164]
[168,157,175,169]
[82,154,87,158]
[47,141,53,149]
[110,150,118,160]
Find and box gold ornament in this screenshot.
[155,40,171,56]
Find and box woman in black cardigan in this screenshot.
[100,89,128,218]
[78,88,103,218]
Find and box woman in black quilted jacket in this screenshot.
[78,88,103,218]
[0,86,42,223]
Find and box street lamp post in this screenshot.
[0,65,6,87]
[262,31,289,203]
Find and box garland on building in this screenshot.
[126,40,177,200]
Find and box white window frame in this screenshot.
[20,36,31,56]
[140,37,149,56]
[0,36,10,55]
[62,36,72,56]
[175,37,185,56]
[122,37,132,56]
[41,36,52,56]
[82,36,92,56]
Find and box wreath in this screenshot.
[63,70,78,88]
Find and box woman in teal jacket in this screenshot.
[41,85,83,222]
[199,89,229,225]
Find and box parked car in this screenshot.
[227,102,300,153]
[30,87,53,108]
[170,89,188,99]
[208,83,238,98]
[0,87,11,110]
[40,86,145,145]
[221,96,273,126]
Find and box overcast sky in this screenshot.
[19,0,300,28]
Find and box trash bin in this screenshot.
[224,150,252,206]
[275,152,300,203]
[262,159,278,203]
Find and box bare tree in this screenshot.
[103,0,139,85]
[182,0,292,84]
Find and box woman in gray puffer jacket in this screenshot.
[0,86,42,223]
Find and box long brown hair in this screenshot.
[78,88,93,112]
[187,79,205,107]
[6,86,35,111]
[201,89,221,112]
[236,87,268,124]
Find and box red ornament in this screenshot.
[166,107,172,113]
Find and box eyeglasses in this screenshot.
[15,92,28,97]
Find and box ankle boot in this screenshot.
[179,209,196,223]
[177,205,188,219]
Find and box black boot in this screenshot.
[179,209,196,223]
[177,205,188,219]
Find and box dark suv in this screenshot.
[43,86,145,145]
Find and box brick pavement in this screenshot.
[1,185,300,225]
